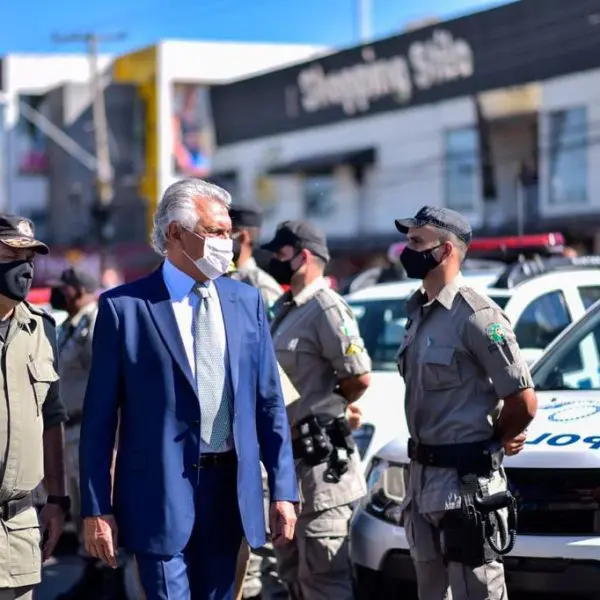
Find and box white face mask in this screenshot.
[184,230,233,280]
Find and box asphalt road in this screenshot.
[34,555,592,600]
[35,556,85,600]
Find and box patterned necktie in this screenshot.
[192,283,233,450]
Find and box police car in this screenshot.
[350,294,600,598]
[349,252,600,470]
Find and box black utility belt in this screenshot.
[0,493,33,521]
[407,438,503,473]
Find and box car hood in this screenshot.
[375,390,600,469]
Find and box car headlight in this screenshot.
[361,457,407,526]
[352,424,374,460]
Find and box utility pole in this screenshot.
[52,32,126,272]
[357,0,372,43]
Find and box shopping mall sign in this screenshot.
[297,30,474,116]
[211,0,600,145]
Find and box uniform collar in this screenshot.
[293,276,328,306]
[236,256,257,277]
[69,300,97,328]
[406,274,463,313]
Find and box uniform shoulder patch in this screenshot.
[486,322,507,344]
[458,286,495,313]
[345,342,363,356]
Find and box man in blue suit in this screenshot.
[79,179,298,600]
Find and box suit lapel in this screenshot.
[145,268,197,394]
[214,277,240,395]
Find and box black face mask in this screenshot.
[269,254,300,285]
[0,260,34,302]
[50,287,69,311]
[400,245,443,280]
[232,238,242,264]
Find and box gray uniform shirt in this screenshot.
[397,278,533,514]
[271,278,371,522]
[57,301,98,417]
[231,257,282,311]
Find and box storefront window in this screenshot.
[303,174,336,218]
[548,107,587,205]
[444,127,478,211]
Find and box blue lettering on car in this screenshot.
[537,400,600,422]
[526,433,600,449]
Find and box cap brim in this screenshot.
[0,238,49,255]
[261,237,284,253]
[394,218,421,234]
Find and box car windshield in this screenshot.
[532,303,600,391]
[348,298,408,371]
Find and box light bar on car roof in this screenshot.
[494,255,600,289]
[470,232,565,252]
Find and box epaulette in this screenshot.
[457,286,494,313]
[24,302,56,326]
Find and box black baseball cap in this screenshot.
[229,204,263,229]
[50,267,99,293]
[0,214,48,254]
[262,220,330,263]
[395,206,472,245]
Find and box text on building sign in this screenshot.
[296,30,474,116]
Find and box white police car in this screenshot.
[349,291,600,598]
[349,255,600,470]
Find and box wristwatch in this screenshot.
[46,495,71,514]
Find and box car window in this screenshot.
[579,286,600,310]
[514,291,571,350]
[348,299,408,371]
[533,311,600,391]
[488,295,509,309]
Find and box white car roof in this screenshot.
[345,272,499,302]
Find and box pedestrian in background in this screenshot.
[0,215,69,600]
[263,221,371,600]
[79,179,298,600]
[229,204,282,317]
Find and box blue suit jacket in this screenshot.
[79,268,298,555]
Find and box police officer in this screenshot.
[49,268,103,599]
[0,215,69,600]
[394,206,538,600]
[262,221,371,600]
[229,204,285,600]
[229,204,282,315]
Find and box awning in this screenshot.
[267,148,376,175]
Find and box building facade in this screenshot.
[208,0,600,257]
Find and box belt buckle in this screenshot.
[201,454,217,468]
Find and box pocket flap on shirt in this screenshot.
[423,346,455,366]
[3,506,40,531]
[27,360,59,383]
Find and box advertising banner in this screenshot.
[172,83,215,178]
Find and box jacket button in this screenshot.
[191,463,198,469]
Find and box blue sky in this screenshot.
[0,0,509,55]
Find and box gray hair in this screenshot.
[151,178,232,255]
